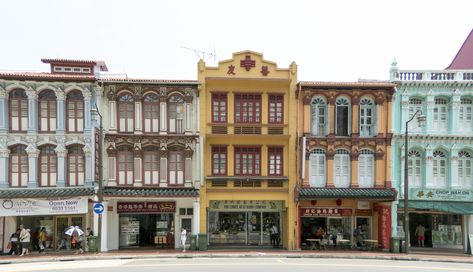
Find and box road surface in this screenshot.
[2,257,473,272]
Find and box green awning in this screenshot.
[0,187,95,199]
[103,187,198,197]
[398,200,473,214]
[297,187,396,200]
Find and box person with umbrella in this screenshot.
[65,226,85,254]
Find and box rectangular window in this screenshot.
[234,94,261,123]
[268,95,283,124]
[234,147,261,176]
[268,147,283,176]
[212,146,227,175]
[169,152,184,185]
[212,93,227,123]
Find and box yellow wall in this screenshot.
[198,51,298,249]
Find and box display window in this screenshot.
[119,214,175,248]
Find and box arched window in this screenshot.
[68,146,85,186]
[311,97,327,136]
[334,149,350,187]
[39,145,57,187]
[408,98,423,133]
[458,150,472,188]
[39,90,56,132]
[143,93,159,133]
[118,93,134,132]
[408,150,422,188]
[309,149,326,187]
[168,94,184,134]
[335,97,350,136]
[433,98,448,132]
[360,98,375,137]
[169,150,184,185]
[358,149,374,187]
[143,147,159,185]
[117,146,133,185]
[10,145,28,187]
[431,150,447,188]
[66,91,84,132]
[9,89,28,132]
[460,98,472,132]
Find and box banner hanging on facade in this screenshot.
[0,197,88,216]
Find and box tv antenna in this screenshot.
[181,46,217,62]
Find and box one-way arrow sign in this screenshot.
[93,203,104,214]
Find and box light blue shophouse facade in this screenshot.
[390,45,473,252]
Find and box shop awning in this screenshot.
[398,200,473,214]
[297,187,396,201]
[0,187,95,199]
[103,187,199,197]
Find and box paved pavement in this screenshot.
[1,249,472,265]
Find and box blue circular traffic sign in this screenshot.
[93,203,104,214]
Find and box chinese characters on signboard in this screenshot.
[117,202,176,213]
[300,207,353,217]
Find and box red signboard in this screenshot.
[378,206,392,250]
[117,202,176,214]
[300,207,353,217]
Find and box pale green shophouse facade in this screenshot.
[390,32,473,252]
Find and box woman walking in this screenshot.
[19,228,31,256]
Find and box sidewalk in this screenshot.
[1,249,473,265]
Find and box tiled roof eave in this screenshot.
[103,187,199,198]
[297,188,396,201]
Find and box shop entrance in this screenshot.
[208,211,280,246]
[409,213,432,248]
[300,216,352,248]
[55,216,85,250]
[119,213,175,248]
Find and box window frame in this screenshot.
[309,149,326,187]
[359,98,375,137]
[168,94,185,134]
[458,150,472,188]
[143,148,160,185]
[431,150,447,188]
[408,98,424,133]
[407,150,422,188]
[433,98,448,132]
[38,90,57,132]
[143,93,160,133]
[460,98,472,132]
[117,93,135,133]
[9,145,28,187]
[117,147,134,186]
[211,93,227,123]
[268,146,283,176]
[334,149,350,188]
[311,97,327,136]
[211,146,227,175]
[168,150,185,186]
[39,145,57,187]
[67,145,85,186]
[268,94,284,124]
[358,149,374,188]
[9,89,28,132]
[335,97,350,136]
[234,94,262,124]
[66,90,84,132]
[234,146,261,176]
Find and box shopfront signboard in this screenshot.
[410,189,473,202]
[0,197,88,216]
[117,202,176,214]
[120,221,140,235]
[377,206,391,250]
[209,200,283,211]
[300,207,353,217]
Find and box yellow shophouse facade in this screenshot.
[198,51,298,249]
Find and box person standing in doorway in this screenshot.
[415,223,426,247]
[19,228,31,256]
[38,227,47,253]
[180,228,187,252]
[270,223,280,248]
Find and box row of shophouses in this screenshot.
[1,31,473,253]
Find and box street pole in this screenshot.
[93,104,103,253]
[403,110,425,254]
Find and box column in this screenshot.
[192,198,200,235]
[84,145,94,186]
[83,89,92,132]
[352,96,360,136]
[26,145,39,188]
[100,201,109,252]
[376,97,385,136]
[425,146,433,188]
[184,92,193,134]
[160,150,168,186]
[426,95,434,134]
[450,149,459,188]
[350,151,359,187]
[26,88,38,134]
[55,144,67,187]
[134,101,142,133]
[302,96,311,135]
[55,89,66,133]
[329,99,335,135]
[159,96,167,134]
[0,87,7,133]
[326,150,334,187]
[0,148,9,188]
[451,94,461,134]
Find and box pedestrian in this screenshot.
[8,229,20,255]
[86,227,94,236]
[72,233,84,254]
[85,227,94,252]
[180,228,187,252]
[19,228,31,256]
[415,224,426,247]
[38,227,47,253]
[270,223,280,248]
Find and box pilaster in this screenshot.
[425,145,433,188]
[83,144,94,186]
[426,95,434,134]
[26,144,39,188]
[0,148,9,188]
[55,144,67,187]
[55,88,66,133]
[83,89,92,132]
[26,88,38,134]
[451,92,461,134]
[159,95,167,134]
[192,198,200,235]
[0,87,7,133]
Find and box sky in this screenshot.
[0,0,472,81]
